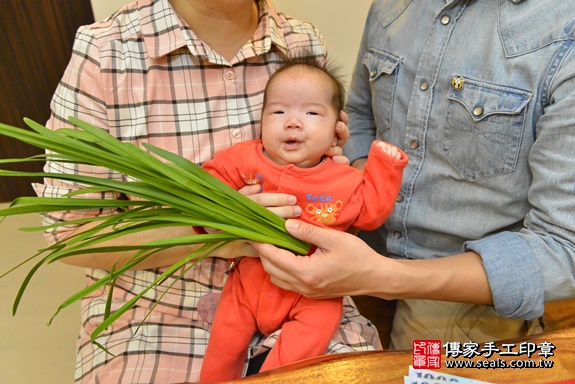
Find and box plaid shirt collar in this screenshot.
[139,0,288,63]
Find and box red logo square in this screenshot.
[413,340,442,369]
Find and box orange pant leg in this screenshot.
[260,292,343,372]
[200,259,267,382]
[201,259,342,381]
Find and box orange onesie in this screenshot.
[199,139,407,382]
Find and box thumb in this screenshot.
[285,219,333,249]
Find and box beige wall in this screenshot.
[91,0,371,86]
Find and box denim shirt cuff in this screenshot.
[464,232,544,320]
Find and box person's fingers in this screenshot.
[245,192,302,218]
[325,145,347,160]
[376,141,402,160]
[284,219,337,250]
[238,183,262,196]
[327,145,343,157]
[376,141,390,151]
[267,205,302,218]
[339,110,349,125]
[331,154,350,165]
[246,191,294,206]
[326,111,350,159]
[334,117,350,147]
[251,242,300,290]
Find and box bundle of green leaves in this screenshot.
[0,117,311,348]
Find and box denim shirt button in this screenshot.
[473,106,484,116]
[370,69,377,78]
[393,231,402,238]
[441,15,451,25]
[419,81,429,91]
[410,140,420,149]
[396,194,404,203]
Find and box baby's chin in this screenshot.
[284,155,325,168]
[266,147,325,168]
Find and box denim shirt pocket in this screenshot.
[442,78,531,181]
[363,48,401,135]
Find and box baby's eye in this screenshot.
[307,111,319,116]
[273,110,284,115]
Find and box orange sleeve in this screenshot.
[201,142,257,190]
[351,141,408,230]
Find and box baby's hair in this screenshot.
[263,53,346,112]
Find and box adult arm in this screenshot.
[464,48,575,319]
[55,185,301,269]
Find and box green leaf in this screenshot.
[0,117,312,350]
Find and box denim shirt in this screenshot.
[344,0,575,320]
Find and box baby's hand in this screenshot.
[376,141,402,160]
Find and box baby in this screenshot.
[199,55,408,382]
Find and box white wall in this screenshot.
[91,0,371,86]
[274,0,371,86]
[91,0,130,21]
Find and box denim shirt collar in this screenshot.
[374,0,575,57]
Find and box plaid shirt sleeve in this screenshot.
[33,1,381,383]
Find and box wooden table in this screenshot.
[222,327,575,383]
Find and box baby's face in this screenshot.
[261,68,339,168]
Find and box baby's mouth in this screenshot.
[283,139,301,150]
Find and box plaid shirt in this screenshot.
[34,0,381,382]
